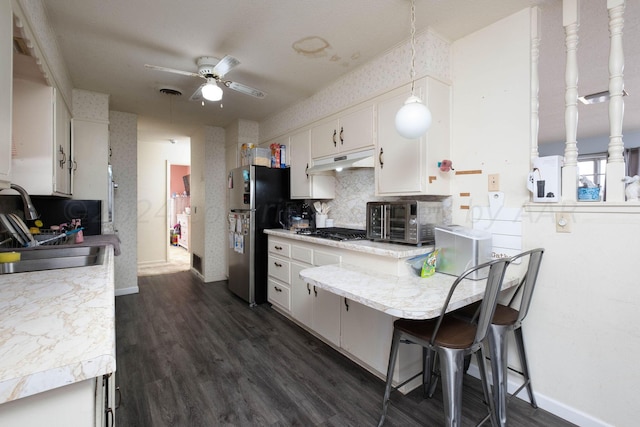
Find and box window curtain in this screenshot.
[625,148,640,177]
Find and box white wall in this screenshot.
[450,9,532,222]
[189,126,227,282]
[137,139,190,264]
[452,8,636,427]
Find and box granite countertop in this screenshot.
[0,245,115,404]
[299,263,519,320]
[264,229,435,258]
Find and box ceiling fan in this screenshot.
[144,55,266,102]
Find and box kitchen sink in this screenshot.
[0,245,105,274]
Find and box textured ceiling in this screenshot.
[37,0,639,146]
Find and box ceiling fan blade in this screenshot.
[224,81,266,99]
[189,83,205,101]
[145,63,201,78]
[212,55,240,78]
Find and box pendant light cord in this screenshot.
[409,0,416,95]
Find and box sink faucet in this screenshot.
[7,184,40,220]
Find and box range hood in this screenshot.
[306,149,375,174]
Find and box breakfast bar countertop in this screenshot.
[299,263,519,320]
[0,245,116,404]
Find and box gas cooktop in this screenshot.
[296,227,367,241]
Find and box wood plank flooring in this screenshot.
[115,271,576,427]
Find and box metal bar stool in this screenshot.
[378,258,511,427]
[457,248,544,427]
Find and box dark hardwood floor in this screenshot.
[115,271,575,427]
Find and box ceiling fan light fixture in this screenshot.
[202,79,223,101]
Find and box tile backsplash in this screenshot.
[315,168,451,229]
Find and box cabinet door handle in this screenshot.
[274,286,282,292]
[339,127,344,145]
[313,285,318,297]
[58,145,66,169]
[379,147,384,169]
[305,163,309,179]
[344,298,349,311]
[332,129,337,147]
[307,283,311,295]
[115,386,122,409]
[274,245,283,250]
[106,407,114,427]
[274,261,282,268]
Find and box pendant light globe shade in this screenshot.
[395,95,432,139]
[202,79,223,101]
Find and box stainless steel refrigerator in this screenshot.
[228,165,290,305]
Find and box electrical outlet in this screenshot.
[555,212,572,233]
[488,174,500,191]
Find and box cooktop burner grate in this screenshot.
[296,227,367,241]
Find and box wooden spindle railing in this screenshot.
[605,0,626,201]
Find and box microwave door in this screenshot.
[387,203,404,241]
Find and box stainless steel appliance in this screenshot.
[366,201,441,246]
[228,165,290,305]
[434,225,492,280]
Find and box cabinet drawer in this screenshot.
[291,245,313,264]
[314,250,341,266]
[268,255,291,283]
[268,278,291,310]
[269,240,291,257]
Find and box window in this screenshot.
[578,153,607,188]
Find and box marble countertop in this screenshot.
[264,229,434,258]
[0,245,115,404]
[299,263,519,320]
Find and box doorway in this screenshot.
[168,163,191,267]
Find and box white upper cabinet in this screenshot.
[289,129,335,199]
[375,77,451,196]
[310,104,375,160]
[11,79,72,196]
[0,1,12,187]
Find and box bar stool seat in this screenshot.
[378,258,511,427]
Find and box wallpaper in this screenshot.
[260,29,451,142]
[73,89,110,122]
[109,111,138,295]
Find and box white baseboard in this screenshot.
[466,364,613,427]
[115,286,139,296]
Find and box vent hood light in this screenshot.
[306,149,375,174]
[579,89,628,104]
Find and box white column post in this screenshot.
[562,0,580,202]
[605,0,626,201]
[530,7,541,162]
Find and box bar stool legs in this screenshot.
[487,324,537,427]
[378,329,401,427]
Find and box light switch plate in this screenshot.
[488,174,500,191]
[555,212,572,233]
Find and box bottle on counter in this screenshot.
[75,219,84,244]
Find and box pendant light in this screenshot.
[202,78,223,101]
[395,0,432,139]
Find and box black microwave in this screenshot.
[366,201,439,246]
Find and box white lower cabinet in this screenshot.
[0,374,116,427]
[267,235,422,388]
[340,298,394,375]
